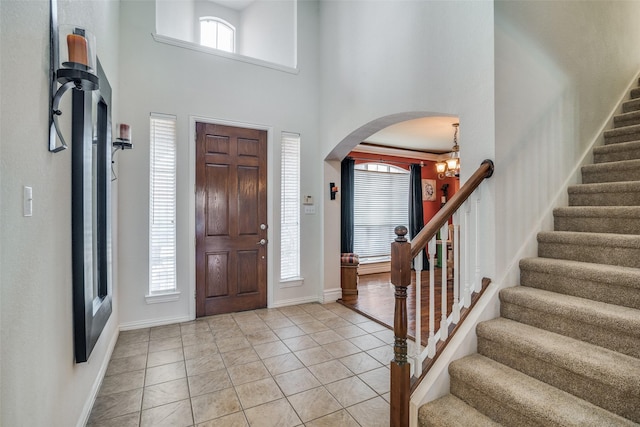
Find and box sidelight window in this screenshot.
[280,132,301,281]
[149,114,177,296]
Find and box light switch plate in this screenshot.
[304,205,316,215]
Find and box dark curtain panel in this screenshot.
[409,164,428,268]
[341,157,355,254]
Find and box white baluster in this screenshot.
[413,252,423,376]
[426,237,436,358]
[474,197,481,293]
[452,212,460,324]
[463,202,471,308]
[439,223,449,340]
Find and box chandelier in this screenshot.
[436,123,460,179]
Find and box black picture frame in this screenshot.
[72,58,112,363]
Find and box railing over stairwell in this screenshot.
[390,160,495,427]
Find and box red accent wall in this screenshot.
[348,151,459,227]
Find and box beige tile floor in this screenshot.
[87,302,393,427]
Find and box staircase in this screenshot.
[418,82,640,426]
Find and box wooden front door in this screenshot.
[195,122,268,317]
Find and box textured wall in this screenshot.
[494,0,640,286]
[0,0,120,425]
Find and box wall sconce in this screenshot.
[436,123,460,180]
[49,16,100,152]
[330,182,339,200]
[111,124,132,181]
[113,124,132,150]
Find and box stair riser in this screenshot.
[554,216,640,235]
[520,269,640,310]
[604,131,640,145]
[594,147,640,163]
[450,380,545,427]
[622,98,640,113]
[582,168,640,184]
[614,114,640,128]
[569,191,640,206]
[477,338,640,422]
[417,396,500,427]
[538,241,640,268]
[500,302,640,358]
[631,87,640,99]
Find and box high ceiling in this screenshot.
[211,0,255,11]
[363,116,460,154]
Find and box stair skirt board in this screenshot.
[417,74,640,426]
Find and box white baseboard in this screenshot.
[119,315,193,331]
[77,326,120,427]
[322,287,342,304]
[270,295,321,308]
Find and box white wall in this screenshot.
[117,0,320,327]
[319,0,496,296]
[494,0,640,287]
[156,0,195,42]
[155,0,296,68]
[0,1,120,425]
[240,0,296,68]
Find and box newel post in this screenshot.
[390,226,411,427]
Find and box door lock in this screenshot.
[260,223,268,230]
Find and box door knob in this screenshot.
[260,224,268,230]
[258,239,268,246]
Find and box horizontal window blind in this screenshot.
[354,166,409,259]
[280,132,300,280]
[149,114,177,294]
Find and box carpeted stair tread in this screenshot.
[499,286,640,357]
[614,109,640,128]
[622,97,640,113]
[568,180,640,206]
[553,206,640,234]
[449,354,635,427]
[538,230,640,268]
[594,140,640,163]
[630,86,640,100]
[581,159,640,183]
[477,318,640,421]
[418,394,502,427]
[519,257,640,309]
[604,123,640,144]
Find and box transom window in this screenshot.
[200,17,235,52]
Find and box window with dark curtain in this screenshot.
[409,164,428,268]
[340,157,355,253]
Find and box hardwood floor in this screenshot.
[339,270,455,346]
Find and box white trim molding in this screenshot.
[119,315,192,331]
[322,287,342,304]
[152,33,299,75]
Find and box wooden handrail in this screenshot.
[390,159,494,427]
[410,159,494,259]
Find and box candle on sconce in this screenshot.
[67,33,88,67]
[118,124,131,141]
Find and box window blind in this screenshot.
[149,114,177,294]
[353,167,409,260]
[280,132,300,280]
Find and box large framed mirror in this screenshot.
[72,58,112,363]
